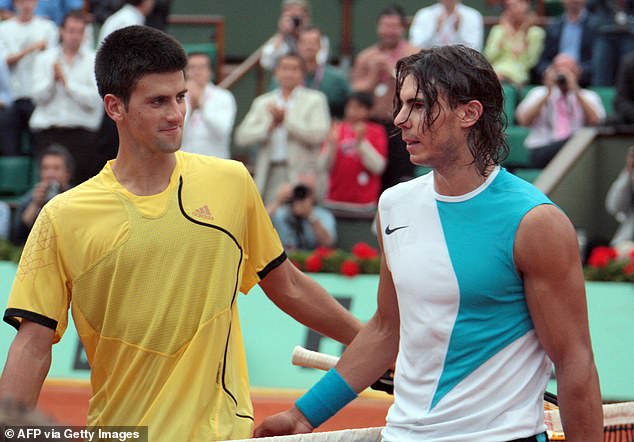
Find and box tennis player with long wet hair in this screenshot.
[256,45,602,441]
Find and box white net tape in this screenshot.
[233,426,383,442]
[235,402,634,442]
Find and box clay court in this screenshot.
[38,381,392,432]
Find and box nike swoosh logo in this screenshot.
[385,225,408,235]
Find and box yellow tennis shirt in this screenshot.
[5,151,286,441]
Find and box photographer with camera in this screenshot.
[270,178,336,251]
[10,144,73,245]
[515,54,605,168]
[260,0,329,71]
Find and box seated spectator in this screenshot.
[535,0,597,87]
[589,0,634,86]
[611,51,634,125]
[270,181,336,250]
[0,0,58,156]
[296,26,350,119]
[235,53,330,206]
[606,146,634,246]
[516,54,605,168]
[484,0,545,86]
[181,51,236,159]
[97,0,155,45]
[11,144,73,245]
[320,91,387,214]
[409,0,484,51]
[260,0,329,70]
[350,4,418,191]
[29,10,103,185]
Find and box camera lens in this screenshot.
[555,74,566,85]
[291,15,302,27]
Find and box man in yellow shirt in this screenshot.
[0,26,361,441]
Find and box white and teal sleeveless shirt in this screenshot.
[379,167,552,442]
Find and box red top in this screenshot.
[325,121,388,205]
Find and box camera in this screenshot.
[291,15,302,28]
[45,180,61,201]
[555,73,567,87]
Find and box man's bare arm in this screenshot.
[0,320,55,407]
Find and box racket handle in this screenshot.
[292,345,340,372]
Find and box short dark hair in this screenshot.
[393,45,509,176]
[95,25,187,104]
[275,52,306,72]
[378,3,407,26]
[346,90,374,109]
[126,0,146,6]
[39,144,75,176]
[61,9,87,28]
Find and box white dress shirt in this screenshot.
[409,2,484,52]
[29,47,103,131]
[98,4,145,45]
[181,84,237,159]
[0,16,58,99]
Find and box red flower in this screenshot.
[305,254,323,272]
[624,262,634,276]
[340,259,360,277]
[314,246,335,258]
[587,246,618,268]
[352,242,379,260]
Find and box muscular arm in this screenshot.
[0,320,54,407]
[515,204,602,441]
[259,259,362,346]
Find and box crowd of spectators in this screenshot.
[1,0,633,251]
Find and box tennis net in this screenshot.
[236,401,634,442]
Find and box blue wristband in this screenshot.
[295,368,358,428]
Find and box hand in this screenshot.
[31,181,49,207]
[275,183,293,205]
[29,40,47,53]
[253,406,314,437]
[53,62,65,86]
[267,104,285,127]
[543,67,557,91]
[352,121,366,142]
[328,121,341,144]
[278,13,296,35]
